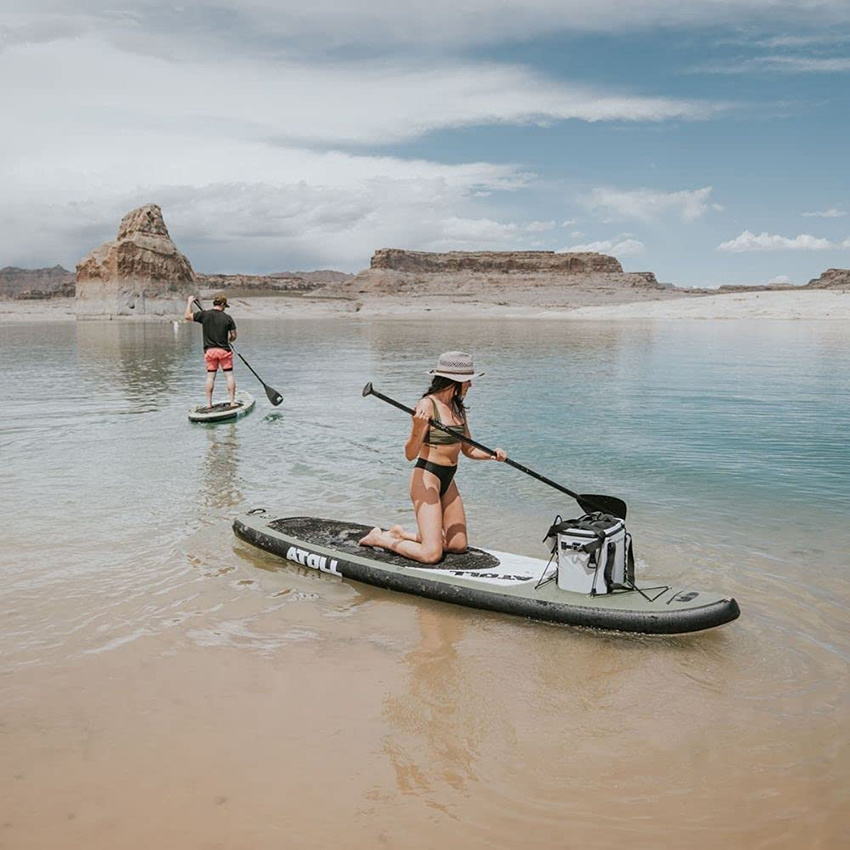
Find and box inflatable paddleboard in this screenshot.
[233,511,740,634]
[188,390,255,423]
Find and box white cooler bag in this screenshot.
[546,513,630,595]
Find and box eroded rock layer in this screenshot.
[196,270,354,295]
[0,266,75,299]
[75,205,195,319]
[805,268,850,289]
[345,249,665,307]
[371,249,622,274]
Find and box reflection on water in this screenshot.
[76,321,191,412]
[383,607,477,795]
[200,425,243,509]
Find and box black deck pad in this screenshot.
[200,402,243,413]
[269,516,501,571]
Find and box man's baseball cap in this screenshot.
[213,295,229,307]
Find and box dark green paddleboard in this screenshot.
[233,511,740,634]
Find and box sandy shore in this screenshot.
[0,298,78,322]
[557,289,850,320]
[1,289,849,322]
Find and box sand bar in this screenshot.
[1,289,849,323]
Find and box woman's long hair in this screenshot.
[422,376,466,421]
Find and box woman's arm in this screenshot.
[461,424,507,461]
[404,399,431,460]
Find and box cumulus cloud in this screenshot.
[0,37,719,152]
[802,207,846,218]
[582,186,716,223]
[0,134,544,270]
[4,1,850,51]
[0,9,727,271]
[716,230,838,252]
[0,161,573,271]
[696,54,850,74]
[563,237,645,257]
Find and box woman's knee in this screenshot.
[419,543,444,564]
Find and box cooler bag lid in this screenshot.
[546,512,624,541]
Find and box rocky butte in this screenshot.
[75,205,195,319]
[805,268,850,289]
[370,249,622,274]
[342,249,668,308]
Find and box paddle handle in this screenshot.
[363,383,588,504]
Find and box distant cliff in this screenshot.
[344,248,665,307]
[371,249,623,274]
[0,265,75,299]
[805,268,850,289]
[197,270,354,294]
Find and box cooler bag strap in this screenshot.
[588,530,607,595]
[625,533,635,585]
[602,540,617,592]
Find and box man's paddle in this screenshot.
[192,298,283,406]
[362,382,627,519]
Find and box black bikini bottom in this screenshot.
[414,458,457,497]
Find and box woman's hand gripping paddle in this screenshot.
[362,382,627,520]
[192,298,283,406]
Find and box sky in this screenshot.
[1,0,849,286]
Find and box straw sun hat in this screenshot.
[427,351,485,380]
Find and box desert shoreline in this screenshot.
[1,288,849,323]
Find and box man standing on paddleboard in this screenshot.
[184,295,238,409]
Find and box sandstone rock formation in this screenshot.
[805,268,850,289]
[371,249,622,274]
[196,269,354,296]
[0,265,75,299]
[344,249,667,308]
[75,205,195,319]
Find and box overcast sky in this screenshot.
[1,0,849,285]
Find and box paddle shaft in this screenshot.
[364,384,616,514]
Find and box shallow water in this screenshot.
[2,317,849,848]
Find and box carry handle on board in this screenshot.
[192,298,283,406]
[362,382,627,519]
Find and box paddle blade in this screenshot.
[577,494,628,520]
[265,385,284,406]
[362,382,373,397]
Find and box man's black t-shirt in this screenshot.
[193,309,236,350]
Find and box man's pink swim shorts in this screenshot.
[204,348,234,372]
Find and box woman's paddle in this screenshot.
[192,298,283,406]
[362,382,627,519]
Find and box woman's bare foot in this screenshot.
[359,527,384,547]
[389,525,421,542]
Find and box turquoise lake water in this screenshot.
[2,316,848,848]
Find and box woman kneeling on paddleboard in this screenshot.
[359,352,506,564]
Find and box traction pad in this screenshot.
[199,402,243,413]
[269,517,501,571]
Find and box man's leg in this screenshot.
[205,370,216,407]
[224,369,236,406]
